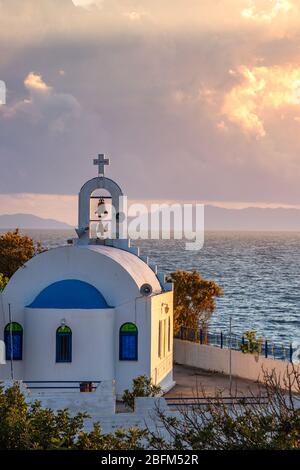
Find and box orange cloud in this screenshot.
[222,65,300,137]
[242,0,293,22]
[24,72,51,92]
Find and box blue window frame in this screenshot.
[4,322,23,361]
[119,323,138,361]
[56,325,72,363]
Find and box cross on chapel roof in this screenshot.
[93,154,110,176]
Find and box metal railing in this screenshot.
[24,380,101,391]
[175,327,294,363]
[165,395,269,407]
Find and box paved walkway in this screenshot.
[165,364,263,398]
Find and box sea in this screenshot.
[4,229,300,350]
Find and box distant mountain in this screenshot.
[128,205,300,232]
[0,213,73,229]
[204,205,300,231]
[0,206,299,231]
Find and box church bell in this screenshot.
[96,198,108,219]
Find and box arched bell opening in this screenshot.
[90,188,112,239]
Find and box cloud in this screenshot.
[0,0,300,205]
[24,72,51,92]
[72,0,98,6]
[222,65,300,137]
[242,0,293,22]
[1,72,80,133]
[123,11,148,22]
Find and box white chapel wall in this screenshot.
[114,297,152,396]
[23,307,115,382]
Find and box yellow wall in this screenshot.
[150,291,173,385]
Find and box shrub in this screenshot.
[0,383,146,450]
[148,366,300,450]
[0,273,9,291]
[240,330,262,355]
[122,375,162,410]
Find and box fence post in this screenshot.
[289,343,293,363]
[265,339,268,358]
[220,331,223,349]
[200,328,203,345]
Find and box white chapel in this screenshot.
[0,155,174,406]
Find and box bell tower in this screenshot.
[76,154,124,244]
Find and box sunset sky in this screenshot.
[1,0,300,225]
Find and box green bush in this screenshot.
[0,383,146,450]
[0,273,9,291]
[240,330,262,355]
[122,375,162,410]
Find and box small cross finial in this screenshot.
[93,153,110,176]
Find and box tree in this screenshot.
[0,383,146,450]
[0,229,43,279]
[148,366,300,450]
[168,271,223,335]
[122,375,162,411]
[0,273,8,291]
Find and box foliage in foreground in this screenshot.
[122,375,162,410]
[0,273,9,291]
[0,383,146,450]
[0,229,44,279]
[168,270,223,334]
[1,368,300,450]
[148,366,300,450]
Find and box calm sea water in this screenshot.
[7,229,300,348]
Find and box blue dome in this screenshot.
[28,280,111,309]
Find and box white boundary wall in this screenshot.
[174,339,300,389]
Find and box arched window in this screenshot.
[56,325,72,363]
[119,323,138,361]
[4,322,23,361]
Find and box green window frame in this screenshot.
[56,325,72,363]
[4,322,23,361]
[119,322,138,361]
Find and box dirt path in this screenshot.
[165,364,263,398]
